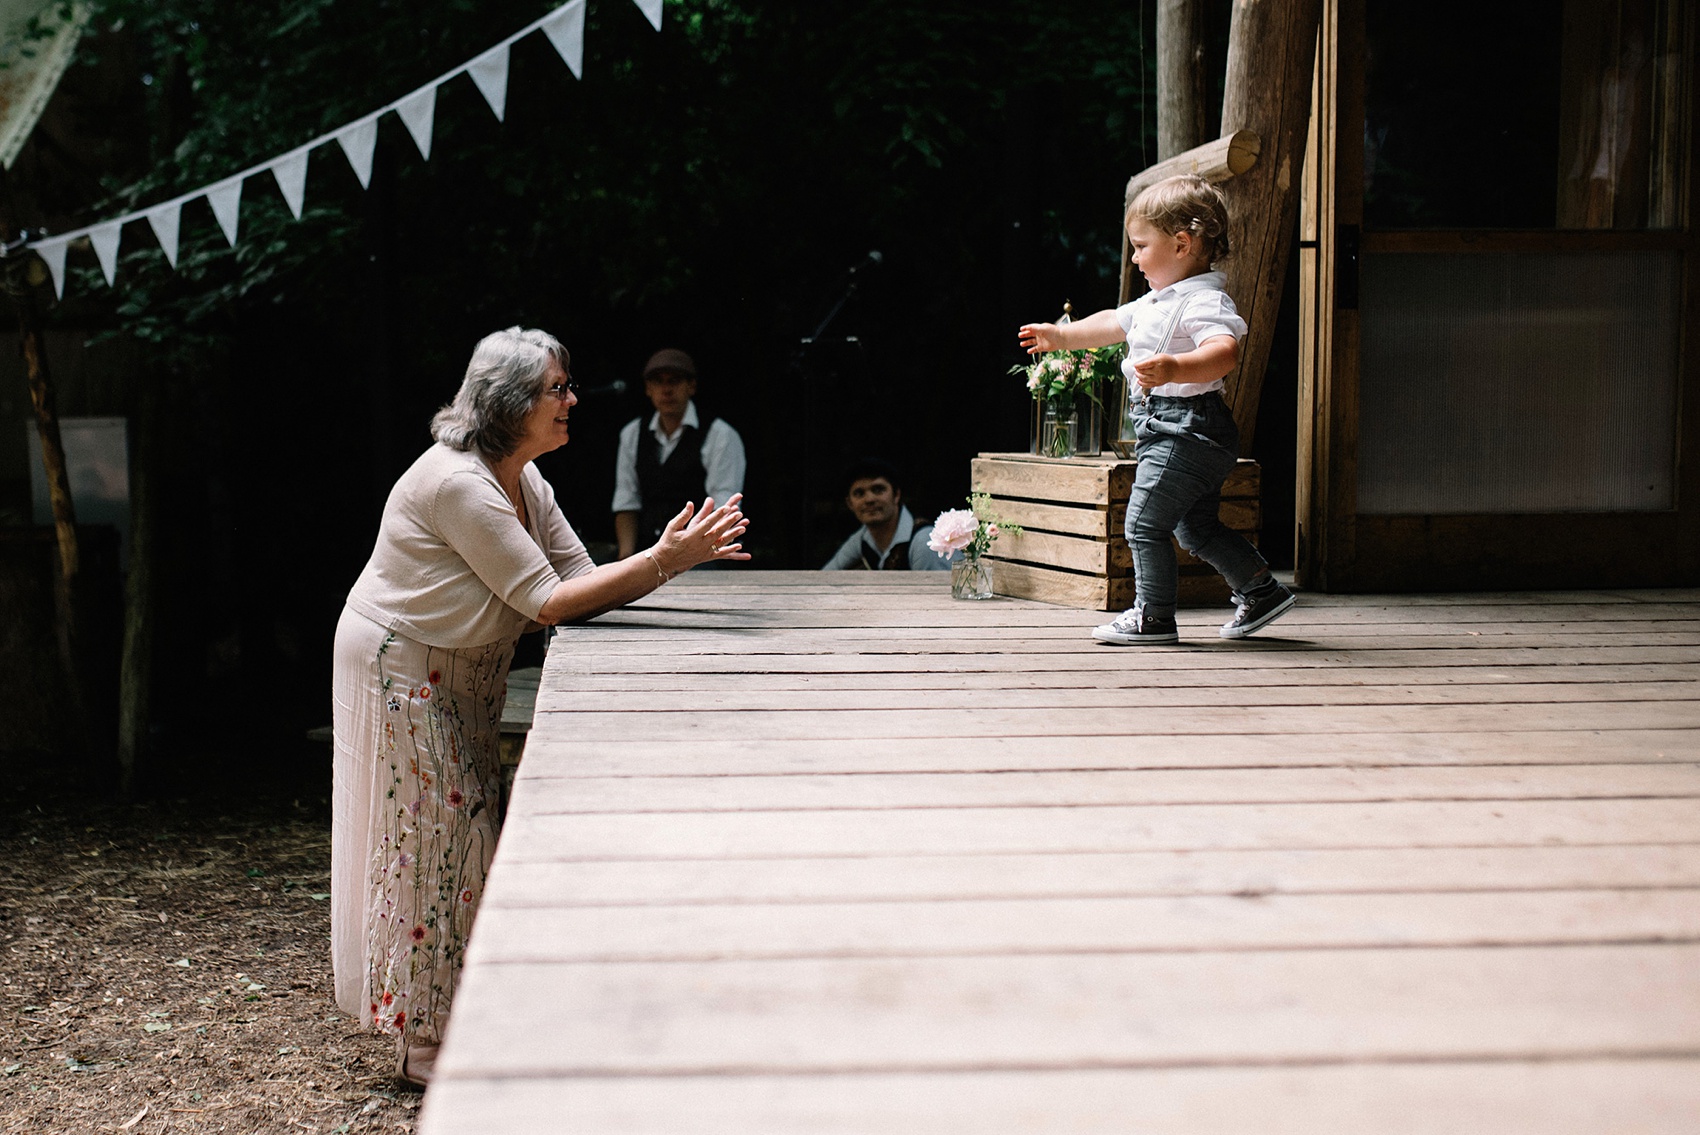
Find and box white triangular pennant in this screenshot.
[467,44,510,122]
[206,177,243,246]
[36,237,68,299]
[89,221,122,286]
[146,201,182,268]
[395,86,437,161]
[271,149,309,219]
[541,0,587,79]
[336,117,379,189]
[632,0,662,30]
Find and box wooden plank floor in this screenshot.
[420,573,1700,1134]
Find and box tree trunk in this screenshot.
[18,293,88,705]
[1218,0,1324,449]
[1157,0,1211,160]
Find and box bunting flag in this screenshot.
[394,87,437,161]
[88,221,122,285]
[336,116,379,190]
[206,178,244,246]
[271,148,310,219]
[541,0,587,79]
[467,44,511,122]
[37,237,68,299]
[17,0,660,295]
[145,202,182,268]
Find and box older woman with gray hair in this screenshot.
[330,327,747,1085]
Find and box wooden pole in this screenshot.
[1217,0,1324,449]
[117,376,157,797]
[1119,131,1261,304]
[1157,0,1210,161]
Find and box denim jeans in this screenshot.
[1125,391,1269,618]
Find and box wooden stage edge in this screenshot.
[421,573,1700,1135]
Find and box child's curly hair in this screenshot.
[1126,174,1232,264]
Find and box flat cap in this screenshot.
[642,348,697,380]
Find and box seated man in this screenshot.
[822,459,952,571]
[613,348,747,560]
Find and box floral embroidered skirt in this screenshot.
[330,606,514,1053]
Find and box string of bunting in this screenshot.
[24,0,664,299]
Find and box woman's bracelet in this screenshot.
[643,549,673,585]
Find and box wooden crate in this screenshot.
[971,452,1261,610]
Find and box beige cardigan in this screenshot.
[346,443,595,648]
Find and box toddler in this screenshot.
[1018,174,1295,644]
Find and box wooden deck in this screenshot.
[420,572,1700,1134]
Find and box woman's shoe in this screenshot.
[398,1044,437,1087]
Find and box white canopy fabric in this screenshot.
[0,0,89,169]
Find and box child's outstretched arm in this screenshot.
[1019,309,1123,355]
[1131,334,1239,388]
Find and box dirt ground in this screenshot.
[0,790,421,1135]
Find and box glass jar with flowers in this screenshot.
[1011,343,1126,458]
[928,493,1020,600]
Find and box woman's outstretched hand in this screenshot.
[654,493,751,573]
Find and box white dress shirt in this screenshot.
[611,400,746,514]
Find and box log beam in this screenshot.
[1217,0,1324,449]
[1118,131,1262,304]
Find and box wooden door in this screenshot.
[1297,0,1698,591]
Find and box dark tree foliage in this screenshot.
[36,0,1157,779]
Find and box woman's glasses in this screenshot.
[544,378,580,401]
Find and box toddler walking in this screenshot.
[1018,174,1295,644]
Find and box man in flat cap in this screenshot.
[613,348,747,561]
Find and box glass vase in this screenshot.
[950,557,993,600]
[1110,378,1142,459]
[1040,404,1078,458]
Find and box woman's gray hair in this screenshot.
[431,327,569,458]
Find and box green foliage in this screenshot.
[59,0,1151,363]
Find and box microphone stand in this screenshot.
[793,252,881,557]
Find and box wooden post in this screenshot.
[117,377,158,797]
[1217,0,1324,449]
[1157,0,1210,161]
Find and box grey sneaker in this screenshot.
[1220,582,1297,639]
[1092,606,1179,645]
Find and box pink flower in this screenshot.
[928,509,979,557]
[446,788,465,809]
[985,524,1000,540]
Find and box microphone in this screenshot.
[850,249,883,274]
[577,379,628,397]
